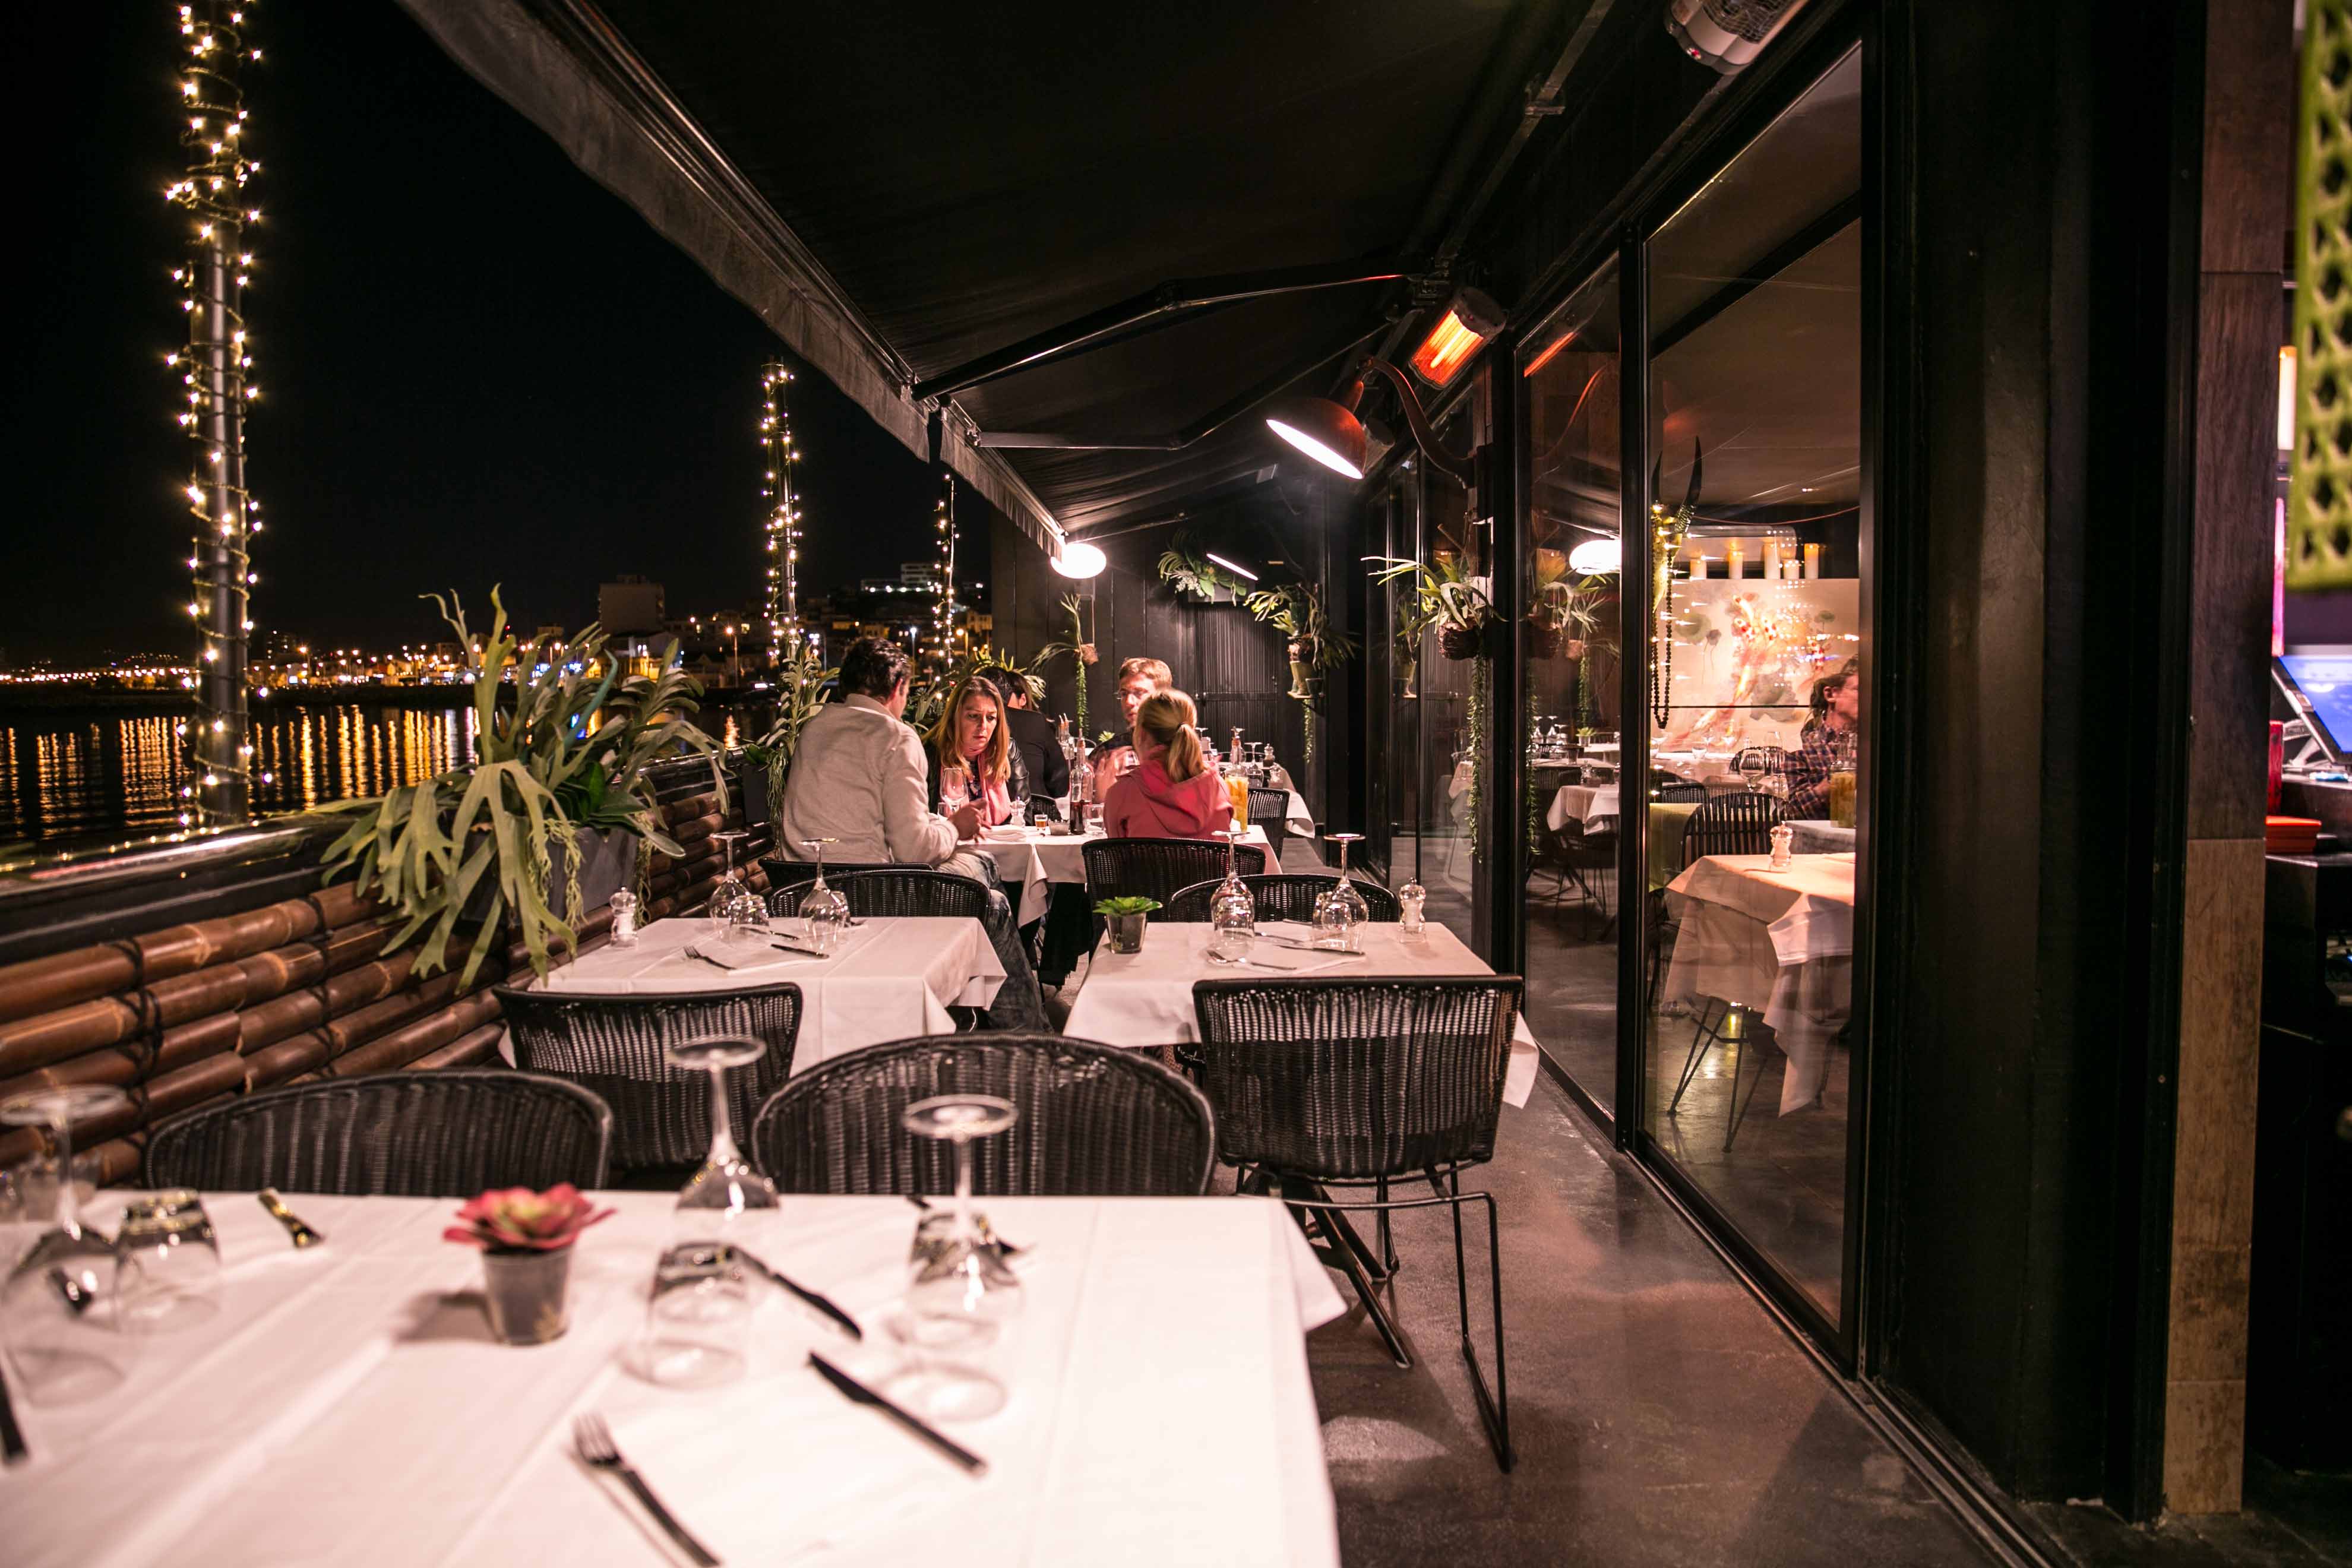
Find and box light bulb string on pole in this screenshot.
[931,467,958,663]
[758,359,803,657]
[165,0,263,827]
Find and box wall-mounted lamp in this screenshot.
[1567,538,1622,576]
[1264,357,1480,493]
[1408,287,1504,387]
[1051,539,1107,578]
[1203,551,1259,582]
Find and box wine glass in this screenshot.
[1207,827,1257,962]
[1311,832,1370,952]
[706,830,751,928]
[116,1190,222,1333]
[666,1034,778,1243]
[896,1093,1022,1421]
[796,837,851,954]
[1,1086,143,1405]
[938,764,972,823]
[1738,752,1768,794]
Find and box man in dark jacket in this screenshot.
[998,674,1070,814]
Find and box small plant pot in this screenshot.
[742,768,773,828]
[480,1246,573,1345]
[1438,620,1487,661]
[1398,657,1419,698]
[1106,913,1148,954]
[1525,618,1563,660]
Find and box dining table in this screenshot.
[4,1188,1345,1567]
[1061,919,1541,1108]
[515,915,1007,1072]
[966,823,1285,927]
[1658,852,1854,1112]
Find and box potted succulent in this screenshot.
[444,1184,614,1345]
[1095,894,1161,954]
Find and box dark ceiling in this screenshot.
[588,0,1555,533]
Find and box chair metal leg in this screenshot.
[1666,1009,1718,1115]
[1376,1175,1398,1274]
[1721,1026,1775,1150]
[1436,1168,1512,1472]
[1282,1176,1409,1367]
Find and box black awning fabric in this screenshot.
[414,0,1547,536]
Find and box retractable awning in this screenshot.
[398,0,1602,545]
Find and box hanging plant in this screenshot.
[1155,535,1251,602]
[1370,555,1497,662]
[1465,658,1490,865]
[1035,593,1097,736]
[1238,582,1354,703]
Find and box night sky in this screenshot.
[10,1,981,666]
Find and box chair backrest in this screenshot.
[750,1032,1216,1196]
[761,859,898,916]
[1247,788,1291,843]
[1681,791,1789,864]
[143,1068,612,1196]
[1189,976,1522,1181]
[1082,837,1265,909]
[492,982,802,1169]
[824,868,990,922]
[1650,780,1709,804]
[1162,872,1402,924]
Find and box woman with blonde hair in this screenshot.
[1100,688,1234,840]
[923,674,1029,829]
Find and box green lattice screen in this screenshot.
[2291,0,2352,589]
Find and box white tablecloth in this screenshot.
[968,825,1284,927]
[1062,920,1539,1108]
[1660,854,1854,1112]
[1788,819,1855,854]
[1545,783,1621,832]
[524,916,1006,1070]
[7,1191,1343,1568]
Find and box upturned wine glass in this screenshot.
[666,1033,778,1242]
[706,830,752,927]
[796,837,851,953]
[896,1093,1022,1421]
[1208,827,1256,962]
[1,1086,143,1405]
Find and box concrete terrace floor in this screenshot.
[1298,1068,1993,1568]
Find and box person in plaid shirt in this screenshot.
[1787,660,1860,818]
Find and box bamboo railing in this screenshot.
[0,767,767,1186]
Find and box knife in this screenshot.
[807,1352,987,1475]
[0,1358,26,1466]
[257,1188,324,1248]
[730,1247,862,1340]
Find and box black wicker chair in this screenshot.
[492,982,802,1170]
[1648,779,1710,804]
[1247,786,1292,851]
[822,868,1049,1031]
[1680,790,1789,865]
[143,1069,613,1195]
[1082,837,1265,909]
[1162,872,1403,924]
[750,1032,1215,1196]
[761,858,897,917]
[1187,975,1523,1470]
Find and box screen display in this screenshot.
[2280,654,2352,754]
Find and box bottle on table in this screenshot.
[1223,728,1251,830]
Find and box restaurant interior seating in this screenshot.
[748,1033,1216,1197]
[143,1068,613,1196]
[1162,872,1403,924]
[1185,975,1524,1471]
[494,982,803,1169]
[823,867,989,921]
[1664,996,1784,1151]
[1247,786,1292,851]
[1680,791,1792,864]
[1082,837,1267,911]
[1649,777,1711,803]
[757,855,896,914]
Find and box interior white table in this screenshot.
[6,1191,1343,1568]
[523,915,1006,1070]
[967,824,1285,927]
[1659,853,1854,1112]
[1063,919,1541,1107]
[1546,782,1622,832]
[1788,818,1855,854]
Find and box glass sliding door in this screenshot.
[1640,46,1864,1324]
[1414,404,1484,951]
[1521,261,1626,1120]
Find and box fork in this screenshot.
[574,1412,720,1566]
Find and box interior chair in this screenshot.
[1162,872,1403,924]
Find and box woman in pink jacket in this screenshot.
[1100,690,1234,840]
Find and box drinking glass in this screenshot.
[706,830,752,927]
[896,1094,1022,1421]
[666,1033,779,1243]
[1207,828,1257,962]
[1,1086,143,1405]
[117,1189,222,1333]
[1739,753,1768,794]
[796,837,851,954]
[938,764,972,820]
[1311,833,1370,952]
[638,1241,754,1387]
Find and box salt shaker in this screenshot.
[1399,878,1428,936]
[607,887,641,946]
[1768,822,1794,871]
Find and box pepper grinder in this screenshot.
[1768,822,1794,871]
[607,887,641,946]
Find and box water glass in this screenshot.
[117,1190,222,1333]
[1,1086,144,1406]
[637,1243,754,1387]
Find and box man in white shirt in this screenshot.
[777,638,981,864]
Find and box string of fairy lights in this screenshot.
[757,360,804,655]
[929,468,957,662]
[165,0,265,826]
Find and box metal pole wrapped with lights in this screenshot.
[930,468,957,663]
[165,0,263,826]
[758,360,803,657]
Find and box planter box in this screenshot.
[546,827,636,922]
[744,767,773,828]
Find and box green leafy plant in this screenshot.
[1092,895,1162,918]
[744,640,838,807]
[1369,554,1497,659]
[315,587,723,988]
[1035,593,1097,736]
[1154,535,1250,600]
